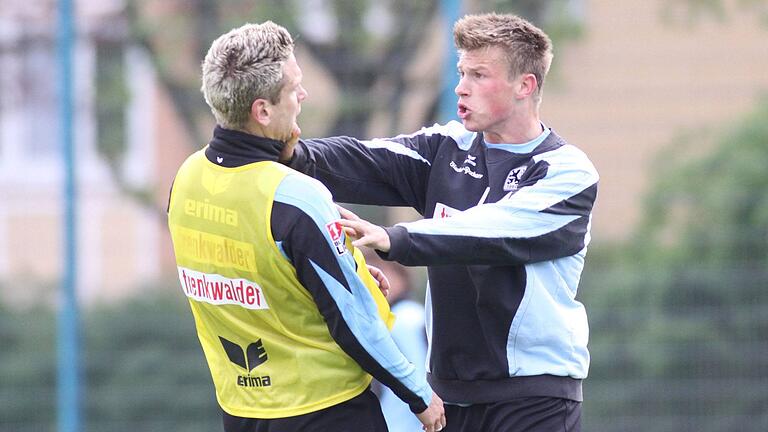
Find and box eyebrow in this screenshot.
[283,76,300,91]
[457,63,491,72]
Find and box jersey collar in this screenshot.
[205,125,284,167]
[483,123,551,154]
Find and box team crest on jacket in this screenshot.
[503,166,528,192]
[326,221,347,255]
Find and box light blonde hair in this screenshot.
[454,13,553,100]
[201,21,294,130]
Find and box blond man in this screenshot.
[168,21,445,432]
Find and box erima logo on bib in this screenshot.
[220,337,272,388]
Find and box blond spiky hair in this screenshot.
[454,13,553,99]
[201,21,294,130]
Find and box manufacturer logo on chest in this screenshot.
[449,153,483,179]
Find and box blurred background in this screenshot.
[1,0,767,431]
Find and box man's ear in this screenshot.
[251,98,271,126]
[517,73,538,100]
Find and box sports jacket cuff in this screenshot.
[378,226,409,263]
[408,397,429,415]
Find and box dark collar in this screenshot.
[205,125,284,167]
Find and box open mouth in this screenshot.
[457,103,470,119]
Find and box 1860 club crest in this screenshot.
[503,166,528,192]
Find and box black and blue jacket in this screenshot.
[290,121,599,404]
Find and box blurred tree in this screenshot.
[0,292,220,432]
[571,3,768,425]
[84,291,219,432]
[638,99,768,269]
[123,0,439,141]
[581,97,768,431]
[94,30,160,210]
[121,0,578,141]
[92,0,580,218]
[0,305,56,430]
[126,0,221,147]
[661,0,768,26]
[634,98,768,358]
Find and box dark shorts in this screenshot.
[444,397,581,432]
[222,388,388,432]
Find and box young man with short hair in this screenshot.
[287,13,598,432]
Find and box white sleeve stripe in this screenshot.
[361,139,432,166]
[534,145,600,184]
[376,120,476,151]
[399,207,580,239]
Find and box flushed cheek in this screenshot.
[484,92,514,118]
[488,103,509,118]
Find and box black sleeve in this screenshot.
[290,135,437,214]
[270,200,430,413]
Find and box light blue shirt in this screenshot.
[378,299,428,431]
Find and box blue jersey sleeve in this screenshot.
[383,144,599,266]
[270,173,431,413]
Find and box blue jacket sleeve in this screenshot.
[381,145,599,266]
[378,300,428,431]
[270,172,431,413]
